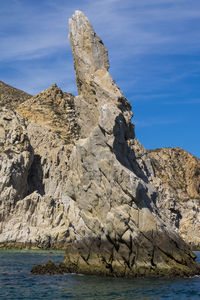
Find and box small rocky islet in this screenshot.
[0,11,200,277]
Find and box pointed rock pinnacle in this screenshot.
[69,10,110,95]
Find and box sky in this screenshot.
[0,0,199,158]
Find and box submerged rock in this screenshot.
[31,260,68,275]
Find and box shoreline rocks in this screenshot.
[31,260,68,275]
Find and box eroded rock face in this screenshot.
[148,148,200,201]
[17,84,79,143]
[148,148,200,248]
[61,11,200,277]
[0,85,80,249]
[130,141,200,249]
[0,80,31,109]
[0,108,33,225]
[0,10,200,277]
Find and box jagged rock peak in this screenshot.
[69,10,133,138]
[69,10,110,94]
[17,84,79,143]
[0,80,31,109]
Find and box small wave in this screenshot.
[71,273,84,276]
[189,275,200,278]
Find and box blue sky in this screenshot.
[0,0,199,157]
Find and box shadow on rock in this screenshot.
[27,154,45,196]
[113,113,148,183]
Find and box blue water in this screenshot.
[0,250,200,299]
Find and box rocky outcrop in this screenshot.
[0,108,33,213]
[148,148,200,201]
[31,260,68,275]
[0,10,200,277]
[0,108,34,245]
[61,11,199,277]
[0,85,80,249]
[148,148,200,249]
[130,142,200,249]
[17,84,79,143]
[0,80,31,109]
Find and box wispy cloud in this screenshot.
[164,99,200,105]
[134,118,181,128]
[1,0,200,63]
[133,93,173,102]
[1,0,200,97]
[0,1,70,62]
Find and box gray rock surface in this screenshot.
[0,85,80,249]
[131,141,200,249]
[0,108,33,233]
[60,11,199,277]
[0,10,200,277]
[148,148,200,249]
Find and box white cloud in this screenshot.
[1,0,200,62]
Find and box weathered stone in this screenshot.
[0,108,33,223]
[0,10,200,278]
[31,260,68,275]
[0,85,80,248]
[131,141,200,249]
[0,80,31,109]
[148,147,200,248]
[61,11,200,277]
[17,84,79,143]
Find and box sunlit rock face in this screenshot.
[148,147,200,249]
[0,80,31,109]
[0,85,80,249]
[61,11,200,277]
[0,10,200,277]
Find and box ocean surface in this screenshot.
[0,250,200,299]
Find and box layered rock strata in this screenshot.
[0,10,200,277]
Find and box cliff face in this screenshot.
[148,148,200,248]
[148,148,200,201]
[0,85,80,248]
[0,10,200,277]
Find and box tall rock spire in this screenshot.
[62,11,200,277]
[69,10,134,138]
[69,10,110,95]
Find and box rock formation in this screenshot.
[0,85,79,249]
[148,147,200,249]
[131,141,200,249]
[0,10,200,277]
[0,80,31,109]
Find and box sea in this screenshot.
[0,250,200,299]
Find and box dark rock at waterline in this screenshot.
[31,260,68,275]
